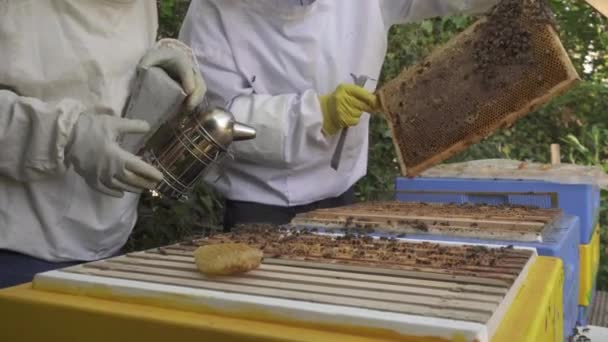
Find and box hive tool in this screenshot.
[330,73,372,170]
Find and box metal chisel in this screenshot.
[330,73,371,170]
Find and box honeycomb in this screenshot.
[378,0,579,177]
[194,243,263,276]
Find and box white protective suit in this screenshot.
[179,0,497,207]
[0,1,157,261]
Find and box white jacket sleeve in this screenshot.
[381,0,498,26]
[191,47,326,168]
[227,90,326,168]
[0,89,84,181]
[179,3,327,168]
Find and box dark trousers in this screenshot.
[0,250,83,289]
[223,187,356,231]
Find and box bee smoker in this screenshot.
[120,66,256,201]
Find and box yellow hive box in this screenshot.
[0,257,562,342]
[579,225,601,306]
[492,256,564,342]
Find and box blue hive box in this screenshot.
[394,177,600,244]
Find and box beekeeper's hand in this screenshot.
[65,113,164,198]
[319,84,379,136]
[139,38,207,111]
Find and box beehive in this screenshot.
[31,227,538,341]
[378,0,579,177]
[291,201,563,242]
[291,202,580,339]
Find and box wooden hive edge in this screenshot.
[378,90,410,178]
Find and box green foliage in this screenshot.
[126,183,223,252]
[551,0,608,81]
[157,0,190,39]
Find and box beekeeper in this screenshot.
[179,0,498,230]
[0,1,206,288]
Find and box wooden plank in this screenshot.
[586,0,608,17]
[257,264,508,295]
[296,205,557,225]
[102,258,503,303]
[147,249,527,277]
[298,201,561,217]
[150,248,193,257]
[292,220,543,243]
[143,248,528,276]
[265,255,521,278]
[81,261,500,311]
[62,267,492,323]
[139,249,528,284]
[158,244,530,267]
[131,251,518,286]
[262,258,512,287]
[244,270,502,303]
[129,252,194,263]
[117,256,195,270]
[136,249,527,285]
[159,243,533,262]
[550,144,561,165]
[150,245,526,267]
[294,210,557,223]
[133,236,533,287]
[293,213,545,229]
[126,252,508,295]
[293,216,546,231]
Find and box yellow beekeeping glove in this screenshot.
[319,84,379,136]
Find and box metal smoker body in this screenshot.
[121,67,256,200]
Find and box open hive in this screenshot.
[32,226,537,341]
[377,0,580,176]
[291,201,564,242]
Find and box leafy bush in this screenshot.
[126,184,223,252]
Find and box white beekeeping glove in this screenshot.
[65,113,164,198]
[138,38,207,111]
